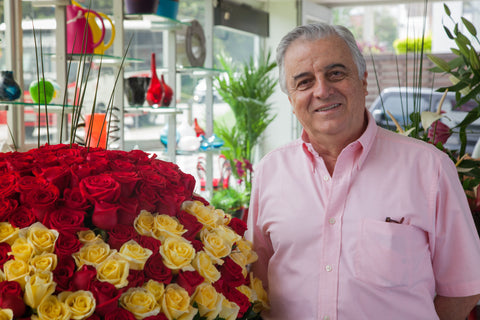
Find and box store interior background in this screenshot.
[0,0,479,200]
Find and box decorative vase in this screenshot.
[0,71,21,101]
[146,53,163,107]
[29,78,55,104]
[160,75,173,107]
[125,76,151,106]
[125,0,159,14]
[157,0,179,20]
[194,118,205,137]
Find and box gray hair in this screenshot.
[276,23,367,93]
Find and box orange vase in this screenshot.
[85,113,107,149]
[146,53,163,106]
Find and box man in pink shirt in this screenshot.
[246,23,480,319]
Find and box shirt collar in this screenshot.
[301,109,378,171]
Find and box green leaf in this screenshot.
[444,3,451,16]
[443,26,454,40]
[427,54,451,72]
[469,48,480,71]
[462,17,477,37]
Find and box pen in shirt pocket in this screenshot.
[385,217,405,224]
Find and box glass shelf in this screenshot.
[177,66,224,77]
[46,53,143,66]
[124,106,183,115]
[23,0,69,6]
[124,14,190,31]
[0,101,75,111]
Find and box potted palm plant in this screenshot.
[212,51,277,218]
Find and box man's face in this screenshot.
[284,35,368,146]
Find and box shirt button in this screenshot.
[329,218,336,225]
[325,265,333,272]
[323,175,330,181]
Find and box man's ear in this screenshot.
[288,96,295,114]
[363,71,368,96]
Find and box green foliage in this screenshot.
[393,35,432,54]
[214,51,277,201]
[210,187,247,217]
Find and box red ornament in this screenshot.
[146,52,163,106]
[160,74,173,107]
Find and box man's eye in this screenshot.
[296,79,313,90]
[328,71,346,81]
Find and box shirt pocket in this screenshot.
[353,218,429,288]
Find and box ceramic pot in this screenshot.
[0,71,21,101]
[157,0,179,19]
[125,0,159,14]
[125,76,151,106]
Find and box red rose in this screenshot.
[117,197,140,225]
[180,172,196,198]
[228,217,247,237]
[6,154,34,176]
[0,172,18,198]
[92,201,119,230]
[15,175,48,194]
[219,257,246,287]
[144,253,172,284]
[137,236,161,254]
[79,174,121,203]
[0,291,25,318]
[121,269,145,293]
[91,281,121,317]
[126,150,151,165]
[86,314,102,320]
[109,159,135,172]
[85,153,110,174]
[55,232,83,257]
[0,243,13,268]
[0,198,18,221]
[156,194,179,217]
[70,163,95,188]
[214,281,250,318]
[136,183,159,213]
[104,308,137,320]
[191,194,209,206]
[72,264,97,291]
[111,171,140,198]
[62,187,90,210]
[176,270,204,296]
[44,207,86,234]
[37,165,71,193]
[53,255,76,292]
[177,210,202,241]
[9,206,36,229]
[0,280,22,297]
[24,184,59,222]
[108,224,138,251]
[144,315,168,320]
[191,239,204,252]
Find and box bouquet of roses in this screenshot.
[0,143,268,320]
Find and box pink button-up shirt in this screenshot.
[247,111,480,320]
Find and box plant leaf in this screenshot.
[462,17,477,37]
[427,54,451,72]
[444,3,451,16]
[421,111,443,130]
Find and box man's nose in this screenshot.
[313,78,332,99]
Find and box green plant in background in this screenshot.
[214,51,277,210]
[393,35,432,54]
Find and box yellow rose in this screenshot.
[218,296,240,320]
[161,284,197,320]
[77,230,104,244]
[24,222,59,255]
[24,271,56,309]
[29,252,58,272]
[236,285,254,302]
[0,270,5,282]
[159,237,195,271]
[200,229,233,264]
[249,273,269,311]
[153,214,186,241]
[192,282,223,320]
[96,253,130,289]
[134,210,155,236]
[120,287,160,320]
[191,251,220,284]
[215,225,241,245]
[236,239,258,264]
[119,240,152,270]
[3,259,32,289]
[10,236,34,262]
[73,241,113,268]
[229,252,248,278]
[58,290,96,320]
[0,308,13,320]
[36,295,70,320]
[0,222,19,245]
[143,279,165,305]
[181,201,218,229]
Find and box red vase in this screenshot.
[161,74,173,107]
[194,118,205,137]
[146,53,163,106]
